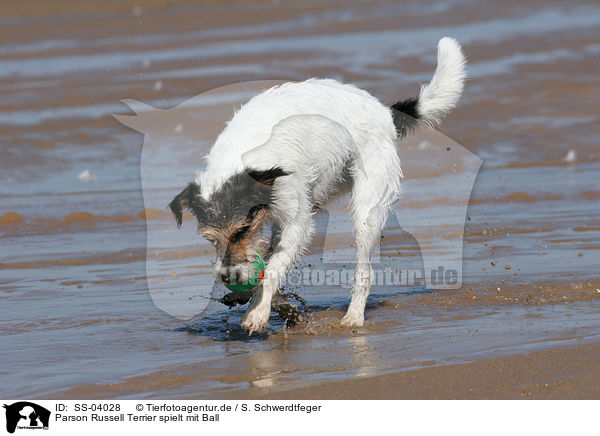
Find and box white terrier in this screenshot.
[170,37,467,334]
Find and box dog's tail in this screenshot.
[391,37,467,136]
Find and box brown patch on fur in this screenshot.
[199,209,270,263]
[228,231,253,263]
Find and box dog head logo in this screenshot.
[115,80,481,321]
[3,402,50,434]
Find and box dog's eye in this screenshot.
[231,225,250,243]
[206,238,217,247]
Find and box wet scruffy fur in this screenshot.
[170,37,467,334]
[170,169,286,280]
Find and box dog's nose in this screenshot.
[221,270,241,284]
[220,272,230,283]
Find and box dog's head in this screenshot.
[169,167,289,285]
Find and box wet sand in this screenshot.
[1,0,599,399]
[229,343,600,400]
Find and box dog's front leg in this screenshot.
[242,220,312,334]
[240,276,276,335]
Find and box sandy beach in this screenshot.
[1,0,599,400]
[227,343,600,400]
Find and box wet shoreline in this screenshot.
[1,0,599,399]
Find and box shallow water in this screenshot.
[1,0,599,398]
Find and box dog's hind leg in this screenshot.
[341,207,383,327]
[342,139,402,327]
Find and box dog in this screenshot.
[169,37,466,334]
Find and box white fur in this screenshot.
[197,78,400,199]
[194,38,466,333]
[416,37,467,127]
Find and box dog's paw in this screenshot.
[241,305,271,335]
[340,311,365,327]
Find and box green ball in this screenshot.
[224,252,265,292]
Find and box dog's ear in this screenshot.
[169,183,200,227]
[247,167,290,187]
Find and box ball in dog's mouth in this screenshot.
[224,252,265,292]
